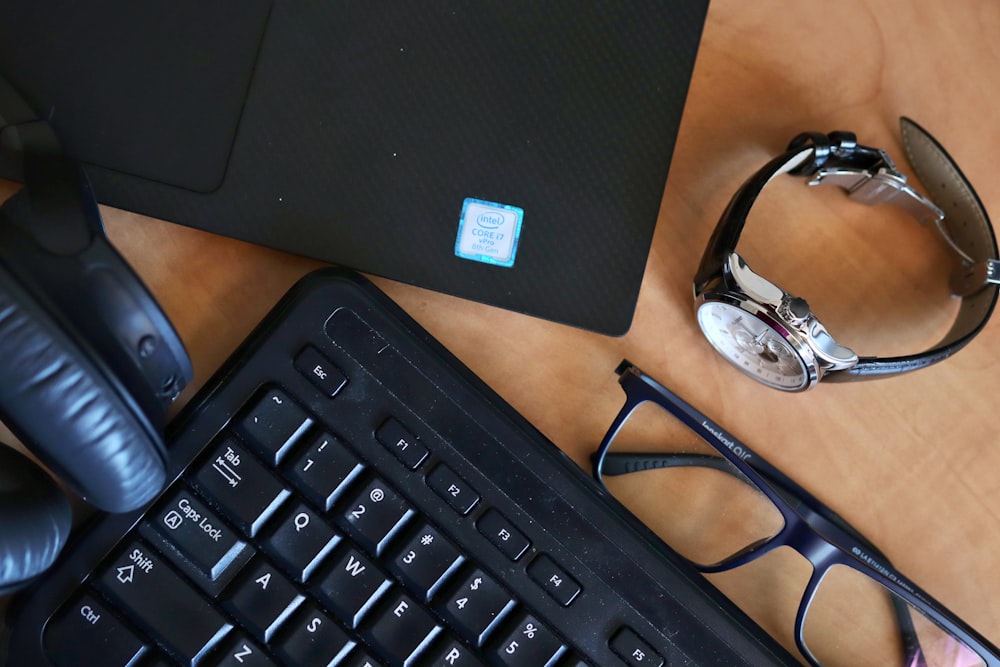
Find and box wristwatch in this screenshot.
[693,117,999,391]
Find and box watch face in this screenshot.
[697,301,810,390]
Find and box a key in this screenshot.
[222,558,303,643]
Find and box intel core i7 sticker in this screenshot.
[455,198,523,267]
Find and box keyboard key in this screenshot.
[423,635,487,667]
[143,658,174,667]
[360,591,441,664]
[388,522,463,601]
[222,558,303,643]
[427,464,480,515]
[294,345,348,397]
[339,648,384,667]
[235,387,311,464]
[437,569,514,647]
[285,432,365,511]
[526,555,581,607]
[492,613,565,667]
[273,601,355,667]
[212,632,276,667]
[477,509,530,561]
[148,486,248,580]
[609,627,663,667]
[340,477,414,555]
[311,546,392,629]
[262,502,340,582]
[95,540,231,666]
[375,416,428,470]
[191,438,290,537]
[44,592,148,667]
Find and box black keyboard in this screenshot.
[3,269,797,666]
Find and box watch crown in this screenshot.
[779,295,811,323]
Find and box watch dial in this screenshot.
[697,302,809,390]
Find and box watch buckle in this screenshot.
[810,166,944,226]
[950,259,1000,297]
[809,165,982,266]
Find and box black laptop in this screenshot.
[0,1,707,335]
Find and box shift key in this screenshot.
[96,539,232,666]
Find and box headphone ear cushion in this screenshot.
[0,267,167,513]
[0,445,72,594]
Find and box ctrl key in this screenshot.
[95,540,232,666]
[44,592,148,667]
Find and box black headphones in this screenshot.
[0,74,192,594]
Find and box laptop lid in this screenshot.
[0,1,707,335]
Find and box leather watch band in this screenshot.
[695,117,999,382]
[828,118,999,380]
[693,146,812,293]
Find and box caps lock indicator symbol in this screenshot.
[164,510,184,530]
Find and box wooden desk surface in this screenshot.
[2,0,998,662]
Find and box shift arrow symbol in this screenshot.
[116,565,135,584]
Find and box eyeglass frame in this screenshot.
[591,359,1000,667]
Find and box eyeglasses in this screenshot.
[592,360,1000,667]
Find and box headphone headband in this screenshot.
[0,72,192,409]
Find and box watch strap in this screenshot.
[693,146,813,293]
[826,118,999,381]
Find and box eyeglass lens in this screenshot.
[600,399,986,667]
[804,564,984,667]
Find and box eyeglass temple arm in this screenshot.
[596,451,743,478]
[600,450,898,564]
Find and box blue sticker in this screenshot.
[454,198,524,268]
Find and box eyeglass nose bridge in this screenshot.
[692,509,842,575]
[697,520,853,667]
